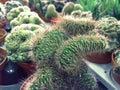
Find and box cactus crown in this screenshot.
[58,15,96,36]
[55,35,108,74]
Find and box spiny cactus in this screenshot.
[95,16,120,50]
[4,30,35,62]
[55,35,108,74]
[79,73,97,90]
[62,2,74,15]
[58,15,96,36]
[73,4,83,11]
[7,6,30,22]
[45,4,58,20]
[33,28,68,62]
[10,11,45,28]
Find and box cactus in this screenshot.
[58,15,96,36]
[73,4,83,11]
[4,30,35,62]
[5,1,22,13]
[62,2,74,15]
[10,11,45,28]
[33,28,68,62]
[55,35,108,74]
[7,6,30,22]
[95,16,120,50]
[71,10,82,17]
[79,73,97,90]
[45,4,58,20]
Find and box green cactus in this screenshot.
[10,11,45,28]
[5,1,22,13]
[62,2,75,15]
[45,4,58,20]
[73,4,83,11]
[55,35,108,74]
[95,16,120,50]
[79,73,97,90]
[33,28,68,62]
[4,30,35,62]
[58,15,96,36]
[7,6,30,22]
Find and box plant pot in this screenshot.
[85,52,112,64]
[0,29,7,43]
[20,74,36,90]
[112,66,120,85]
[0,0,7,4]
[0,47,7,85]
[17,61,37,75]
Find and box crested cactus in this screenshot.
[62,2,74,15]
[4,30,35,62]
[79,73,97,90]
[33,28,68,62]
[58,15,96,36]
[10,11,45,28]
[45,4,58,20]
[95,16,120,50]
[5,1,22,13]
[7,6,30,22]
[55,35,108,74]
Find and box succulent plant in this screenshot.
[4,30,35,62]
[45,4,58,20]
[7,6,30,22]
[94,16,120,50]
[55,35,108,74]
[10,11,45,28]
[79,73,97,90]
[58,15,96,36]
[73,4,83,11]
[33,28,68,62]
[5,1,22,13]
[62,2,74,15]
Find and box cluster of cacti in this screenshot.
[7,6,30,22]
[10,11,45,28]
[45,4,58,20]
[55,35,108,74]
[4,30,35,62]
[58,15,95,36]
[95,16,120,50]
[5,0,22,13]
[62,2,75,15]
[33,28,68,62]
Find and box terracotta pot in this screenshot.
[0,0,7,4]
[0,29,7,43]
[112,66,120,85]
[20,74,36,90]
[0,47,7,85]
[0,20,6,28]
[17,61,37,75]
[85,52,112,64]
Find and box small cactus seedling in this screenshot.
[45,4,58,20]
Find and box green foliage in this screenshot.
[45,4,58,20]
[5,1,22,13]
[95,16,120,50]
[62,2,74,15]
[7,6,30,22]
[10,11,45,28]
[58,15,95,36]
[79,73,97,90]
[55,35,108,74]
[4,30,35,62]
[33,29,68,62]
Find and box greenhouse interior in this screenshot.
[0,0,120,90]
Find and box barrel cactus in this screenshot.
[55,35,108,74]
[4,30,35,62]
[10,11,45,28]
[33,28,68,62]
[58,15,96,36]
[7,6,30,22]
[62,2,74,15]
